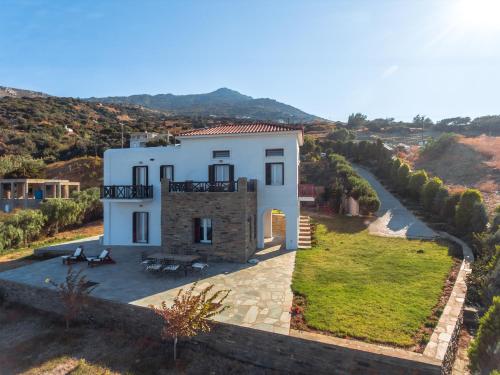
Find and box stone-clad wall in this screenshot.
[161,177,257,263]
[0,279,442,375]
[271,213,286,239]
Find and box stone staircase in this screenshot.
[298,215,312,249]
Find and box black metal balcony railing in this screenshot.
[101,185,153,199]
[169,181,238,193]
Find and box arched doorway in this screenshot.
[262,208,286,247]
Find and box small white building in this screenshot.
[101,123,303,262]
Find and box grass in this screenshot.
[292,215,454,347]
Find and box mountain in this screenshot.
[0,85,49,98]
[87,88,319,123]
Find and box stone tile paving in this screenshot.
[0,239,296,334]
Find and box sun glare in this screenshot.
[452,0,500,31]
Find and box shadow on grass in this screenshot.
[310,214,374,234]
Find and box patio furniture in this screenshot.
[87,248,115,267]
[190,262,209,274]
[163,264,181,276]
[61,246,86,265]
[140,251,155,269]
[148,253,201,276]
[145,262,163,272]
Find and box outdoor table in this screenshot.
[147,253,201,275]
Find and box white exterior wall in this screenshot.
[103,132,301,250]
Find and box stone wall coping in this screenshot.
[423,231,474,373]
[291,329,441,366]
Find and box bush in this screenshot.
[468,296,500,375]
[2,209,46,245]
[0,223,24,250]
[390,158,402,185]
[358,195,381,214]
[0,154,46,178]
[432,186,449,216]
[442,192,462,223]
[455,189,484,235]
[471,202,489,234]
[72,187,102,223]
[421,177,443,211]
[407,170,428,200]
[397,163,411,194]
[40,199,82,234]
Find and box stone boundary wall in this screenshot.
[271,213,286,239]
[0,278,442,375]
[424,231,474,374]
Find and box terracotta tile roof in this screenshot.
[178,123,303,137]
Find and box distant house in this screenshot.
[0,178,80,212]
[101,123,304,262]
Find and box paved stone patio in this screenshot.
[0,238,296,334]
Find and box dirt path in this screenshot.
[352,165,437,239]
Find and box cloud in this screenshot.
[381,65,399,79]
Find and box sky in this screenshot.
[1,0,499,122]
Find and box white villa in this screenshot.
[101,123,304,262]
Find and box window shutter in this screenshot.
[194,218,201,243]
[281,163,284,185]
[229,165,234,181]
[171,166,175,181]
[160,166,164,180]
[132,167,137,185]
[132,212,137,243]
[144,213,149,243]
[145,166,149,185]
[208,165,215,183]
[265,163,271,185]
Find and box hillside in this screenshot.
[0,85,49,98]
[412,135,500,212]
[45,156,103,189]
[87,87,319,123]
[0,96,198,160]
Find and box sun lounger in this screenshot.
[61,246,86,265]
[87,248,115,267]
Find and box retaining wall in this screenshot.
[0,278,442,375]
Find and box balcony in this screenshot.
[168,179,256,193]
[100,185,153,201]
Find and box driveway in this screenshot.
[352,165,437,240]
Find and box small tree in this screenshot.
[468,297,500,375]
[40,198,82,234]
[390,158,402,185]
[442,191,462,223]
[455,189,483,235]
[5,209,46,245]
[470,202,489,234]
[150,283,230,361]
[397,163,411,194]
[407,170,428,200]
[432,186,449,216]
[421,177,443,211]
[46,267,97,329]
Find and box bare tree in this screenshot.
[150,282,230,361]
[46,267,97,329]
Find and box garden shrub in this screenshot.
[455,189,483,235]
[442,192,462,223]
[397,163,411,194]
[421,177,443,211]
[468,296,500,375]
[40,199,82,234]
[407,170,428,200]
[390,158,402,185]
[432,186,449,216]
[470,202,489,234]
[2,209,46,245]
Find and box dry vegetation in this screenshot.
[0,305,273,375]
[412,135,500,212]
[45,157,103,189]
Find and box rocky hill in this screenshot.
[87,87,319,123]
[0,86,49,98]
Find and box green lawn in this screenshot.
[292,216,454,347]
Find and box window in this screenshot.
[266,148,284,157]
[194,218,212,244]
[133,212,149,243]
[265,162,284,185]
[160,165,174,181]
[208,164,234,182]
[132,166,148,185]
[213,150,230,158]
